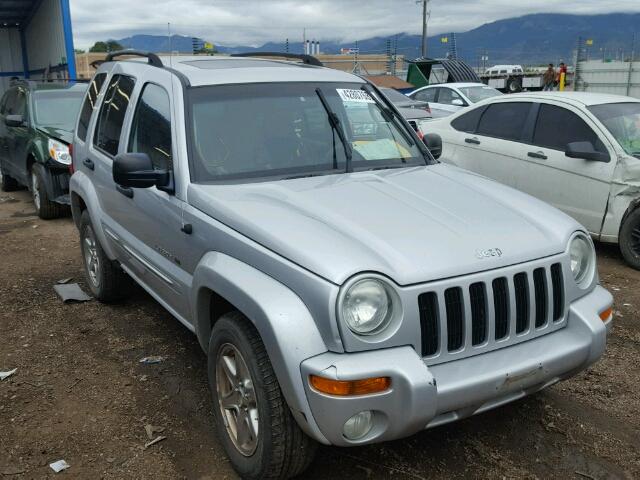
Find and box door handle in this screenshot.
[465,137,481,145]
[116,184,134,198]
[82,158,95,170]
[527,151,548,160]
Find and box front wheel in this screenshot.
[619,207,640,270]
[31,166,65,219]
[208,312,317,480]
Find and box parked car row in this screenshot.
[0,53,615,480]
[424,91,640,270]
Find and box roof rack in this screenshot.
[230,52,323,67]
[105,50,163,68]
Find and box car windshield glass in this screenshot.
[33,90,85,129]
[588,102,640,157]
[188,82,428,182]
[459,86,502,103]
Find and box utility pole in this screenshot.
[417,0,430,58]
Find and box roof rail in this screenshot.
[105,50,163,68]
[230,52,323,67]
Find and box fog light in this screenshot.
[343,411,373,440]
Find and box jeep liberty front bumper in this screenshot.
[301,285,612,446]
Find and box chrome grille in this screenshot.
[418,262,565,360]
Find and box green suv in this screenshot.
[0,81,87,218]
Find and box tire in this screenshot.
[31,165,65,219]
[619,207,640,270]
[79,210,132,302]
[507,76,522,93]
[0,167,19,192]
[208,312,317,480]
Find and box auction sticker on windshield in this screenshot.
[337,89,375,103]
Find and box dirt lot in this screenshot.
[0,189,639,479]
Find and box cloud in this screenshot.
[70,0,640,49]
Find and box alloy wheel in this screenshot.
[83,225,101,287]
[216,343,259,456]
[31,172,40,211]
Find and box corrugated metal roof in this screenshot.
[0,0,37,26]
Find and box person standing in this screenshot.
[543,64,556,91]
[556,62,568,90]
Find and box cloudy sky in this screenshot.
[70,0,640,49]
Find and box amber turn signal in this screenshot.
[309,375,391,396]
[599,306,613,322]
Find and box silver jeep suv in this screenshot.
[70,51,613,479]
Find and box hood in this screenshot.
[37,126,73,144]
[188,164,577,286]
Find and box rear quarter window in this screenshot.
[77,72,107,142]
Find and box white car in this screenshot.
[425,91,640,269]
[407,82,502,114]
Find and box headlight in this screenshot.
[341,278,394,335]
[48,138,71,165]
[569,234,595,286]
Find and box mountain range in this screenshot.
[116,13,640,66]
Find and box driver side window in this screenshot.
[128,83,172,170]
[413,88,436,103]
[438,88,463,106]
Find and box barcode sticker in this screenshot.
[336,89,375,103]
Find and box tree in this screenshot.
[89,40,124,53]
[74,48,85,54]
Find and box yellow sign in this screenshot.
[440,37,448,43]
[585,39,593,46]
[204,42,214,50]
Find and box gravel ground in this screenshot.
[1,189,639,479]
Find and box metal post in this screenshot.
[419,0,429,58]
[627,33,636,96]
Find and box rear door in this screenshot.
[517,102,617,234]
[113,76,190,321]
[446,101,534,188]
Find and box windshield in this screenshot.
[588,102,640,158]
[458,86,502,103]
[188,82,428,182]
[33,90,85,129]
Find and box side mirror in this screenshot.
[5,114,24,127]
[451,99,465,107]
[113,153,169,188]
[423,133,442,160]
[565,141,609,163]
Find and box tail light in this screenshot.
[68,144,75,174]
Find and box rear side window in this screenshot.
[477,102,531,141]
[128,83,172,170]
[451,106,485,133]
[77,73,107,141]
[93,75,135,156]
[533,104,607,153]
[413,88,436,103]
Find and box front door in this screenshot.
[516,102,617,235]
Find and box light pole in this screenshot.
[417,0,430,58]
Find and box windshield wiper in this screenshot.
[315,88,353,173]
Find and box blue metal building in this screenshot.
[0,0,76,94]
